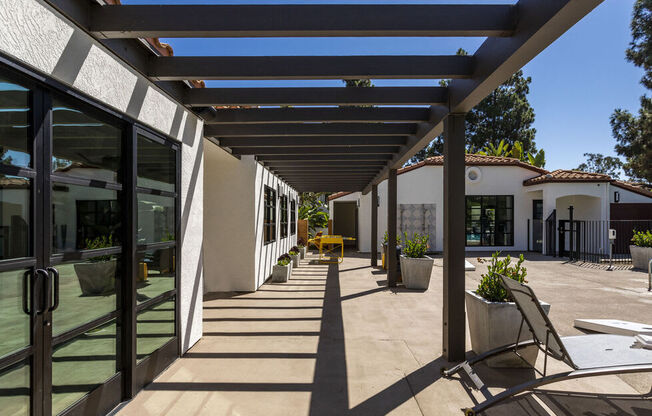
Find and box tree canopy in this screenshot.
[610,0,652,183]
[576,153,623,178]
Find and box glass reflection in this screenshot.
[0,175,30,260]
[137,299,175,362]
[136,247,175,304]
[0,77,30,168]
[52,99,121,183]
[52,183,120,253]
[52,256,119,337]
[52,320,117,415]
[0,360,29,416]
[0,269,31,359]
[137,194,174,244]
[137,135,175,193]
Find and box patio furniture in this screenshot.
[308,231,323,250]
[316,234,355,264]
[442,275,652,416]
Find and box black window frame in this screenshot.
[465,195,514,247]
[280,194,288,239]
[290,199,297,235]
[264,185,277,244]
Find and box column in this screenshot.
[387,169,398,287]
[371,184,378,267]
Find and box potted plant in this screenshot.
[271,253,292,283]
[400,232,433,290]
[466,251,550,367]
[630,230,652,270]
[381,231,402,275]
[74,235,117,295]
[289,246,300,268]
[297,238,307,259]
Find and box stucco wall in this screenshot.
[609,184,652,204]
[253,159,298,289]
[0,0,204,352]
[203,142,256,292]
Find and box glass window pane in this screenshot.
[137,135,175,193]
[53,183,121,253]
[137,247,175,304]
[52,320,117,415]
[52,256,119,337]
[137,298,175,362]
[0,77,30,168]
[0,175,30,259]
[52,99,121,183]
[137,194,175,244]
[0,360,29,416]
[0,269,31,358]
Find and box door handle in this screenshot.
[22,270,32,315]
[46,267,60,312]
[34,268,49,315]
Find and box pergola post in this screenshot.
[371,184,378,267]
[387,169,398,287]
[442,113,466,362]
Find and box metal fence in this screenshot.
[557,219,652,263]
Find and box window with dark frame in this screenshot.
[280,194,288,239]
[290,199,297,235]
[465,195,514,246]
[264,186,276,243]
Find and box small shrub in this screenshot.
[297,238,306,248]
[402,232,429,258]
[277,254,292,266]
[382,230,401,246]
[289,246,299,256]
[476,251,527,302]
[631,230,652,248]
[85,235,114,263]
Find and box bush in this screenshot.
[631,230,652,247]
[402,232,429,258]
[277,254,292,266]
[297,238,306,248]
[382,230,401,246]
[476,251,528,302]
[85,235,114,263]
[289,246,299,255]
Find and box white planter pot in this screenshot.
[290,253,300,268]
[466,290,550,367]
[299,247,307,259]
[271,264,291,283]
[400,255,434,290]
[630,245,652,270]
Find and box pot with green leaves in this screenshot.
[289,246,300,268]
[272,254,292,283]
[297,238,307,259]
[382,231,402,276]
[630,230,652,270]
[466,251,550,368]
[399,232,433,290]
[74,235,117,295]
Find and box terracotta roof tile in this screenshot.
[611,180,652,198]
[399,154,548,175]
[523,169,611,186]
[328,191,353,201]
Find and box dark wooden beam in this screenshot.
[219,136,407,148]
[256,155,392,162]
[387,168,398,287]
[204,107,432,124]
[371,184,378,268]
[233,147,400,156]
[91,5,516,38]
[263,161,386,168]
[186,87,447,107]
[205,123,418,137]
[150,55,474,81]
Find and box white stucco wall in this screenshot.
[0,0,204,352]
[609,184,652,204]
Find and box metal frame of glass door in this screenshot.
[0,52,181,416]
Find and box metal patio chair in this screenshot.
[442,275,652,415]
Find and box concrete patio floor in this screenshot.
[115,252,652,415]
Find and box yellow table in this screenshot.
[317,235,356,263]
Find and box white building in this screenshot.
[329,154,652,255]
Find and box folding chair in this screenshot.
[307,231,323,250]
[442,275,652,415]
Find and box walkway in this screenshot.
[116,252,651,415]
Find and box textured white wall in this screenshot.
[609,184,652,204]
[0,0,204,352]
[203,143,256,292]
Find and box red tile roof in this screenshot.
[610,180,652,198]
[328,191,353,201]
[523,169,611,186]
[399,154,548,176]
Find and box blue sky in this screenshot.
[125,0,644,174]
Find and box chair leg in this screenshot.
[441,340,538,378]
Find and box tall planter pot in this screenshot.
[299,247,307,260]
[466,290,551,367]
[290,253,300,268]
[630,245,652,270]
[400,255,434,290]
[74,259,117,295]
[272,264,291,283]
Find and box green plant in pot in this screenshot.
[297,238,307,259]
[630,229,652,269]
[272,253,292,282]
[466,251,550,367]
[289,246,300,268]
[74,235,117,295]
[399,232,433,290]
[381,231,402,273]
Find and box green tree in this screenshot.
[343,79,373,88]
[610,0,652,182]
[576,153,623,178]
[408,48,539,164]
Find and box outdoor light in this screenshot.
[377,195,381,207]
[614,191,620,203]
